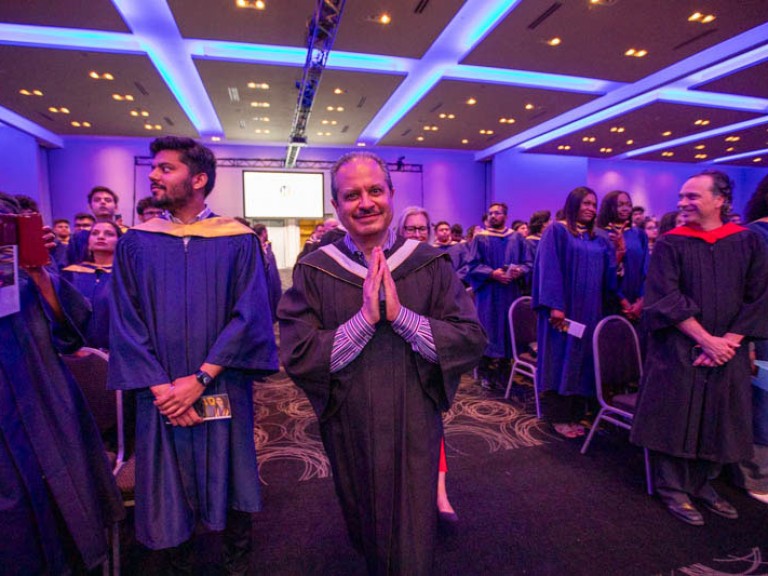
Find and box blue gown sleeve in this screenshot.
[532,224,566,313]
[466,236,494,291]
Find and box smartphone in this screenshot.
[16,213,50,267]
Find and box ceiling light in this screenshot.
[89,71,114,80]
[379,13,391,25]
[211,136,221,141]
[499,118,515,124]
[694,144,705,150]
[479,129,494,135]
[701,14,716,23]
[20,88,44,96]
[466,98,477,105]
[237,0,265,9]
[417,136,425,141]
[333,88,344,94]
[662,151,674,157]
[525,103,534,110]
[71,121,80,127]
[251,102,270,108]
[625,139,634,145]
[557,145,571,150]
[694,119,710,126]
[662,131,672,136]
[694,153,708,159]
[625,48,648,58]
[689,12,716,23]
[247,82,269,90]
[754,157,763,163]
[112,93,134,101]
[461,139,469,144]
[725,136,740,142]
[448,114,455,119]
[726,147,735,152]
[582,136,596,143]
[357,142,366,147]
[48,107,70,114]
[336,106,344,112]
[321,120,328,125]
[547,37,561,47]
[331,120,337,125]
[599,147,613,153]
[609,126,625,133]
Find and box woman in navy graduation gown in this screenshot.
[532,187,617,439]
[595,190,649,322]
[62,220,122,349]
[0,194,124,574]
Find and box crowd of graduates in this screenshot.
[2,153,768,574]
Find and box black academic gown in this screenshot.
[278,237,486,576]
[631,224,768,463]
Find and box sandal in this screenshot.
[553,423,578,439]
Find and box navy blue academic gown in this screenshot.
[532,222,616,397]
[595,226,648,311]
[0,271,124,573]
[467,229,531,358]
[108,216,279,549]
[62,262,112,349]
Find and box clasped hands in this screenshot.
[693,333,741,368]
[361,247,401,325]
[152,375,205,427]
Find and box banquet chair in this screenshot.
[504,296,541,418]
[580,316,653,495]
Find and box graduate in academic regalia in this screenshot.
[523,210,552,295]
[61,220,122,349]
[532,187,617,439]
[253,223,282,323]
[108,137,278,573]
[596,190,649,321]
[279,152,486,576]
[0,194,124,574]
[734,174,768,505]
[467,202,532,388]
[631,170,768,526]
[432,220,457,251]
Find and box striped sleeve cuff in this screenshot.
[330,310,376,373]
[392,306,439,364]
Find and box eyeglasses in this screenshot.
[488,211,504,216]
[403,226,428,234]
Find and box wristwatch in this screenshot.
[195,370,214,387]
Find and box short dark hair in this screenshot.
[14,194,39,213]
[659,211,680,234]
[489,202,508,215]
[745,173,768,222]
[450,223,463,235]
[135,195,161,215]
[150,136,217,196]
[0,192,21,215]
[597,190,632,228]
[74,212,95,222]
[511,219,526,231]
[330,151,393,202]
[434,220,450,229]
[53,218,70,226]
[529,210,551,235]
[87,186,118,205]
[631,206,645,215]
[252,223,267,236]
[694,169,734,221]
[564,186,597,236]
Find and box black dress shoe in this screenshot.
[702,497,738,520]
[665,501,704,526]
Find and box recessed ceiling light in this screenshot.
[525,103,534,110]
[754,157,763,163]
[661,151,674,157]
[357,142,366,147]
[688,12,715,23]
[211,136,221,142]
[625,139,634,145]
[461,139,469,144]
[694,144,705,150]
[333,88,344,95]
[112,93,135,101]
[499,118,515,124]
[247,82,269,90]
[547,37,561,47]
[582,136,596,143]
[71,121,80,127]
[49,107,70,114]
[662,131,672,136]
[625,48,648,58]
[694,153,708,159]
[417,136,425,141]
[237,0,265,9]
[336,106,344,112]
[251,102,270,108]
[479,129,494,135]
[726,147,735,152]
[89,71,114,80]
[609,126,625,133]
[557,145,571,151]
[694,119,710,126]
[599,147,613,153]
[466,98,477,105]
[379,13,391,25]
[20,88,44,96]
[724,136,740,142]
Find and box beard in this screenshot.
[154,178,195,211]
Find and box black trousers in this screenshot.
[652,452,721,505]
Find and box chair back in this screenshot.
[592,316,642,408]
[509,296,537,361]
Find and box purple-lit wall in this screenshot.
[48,137,487,229]
[0,123,51,222]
